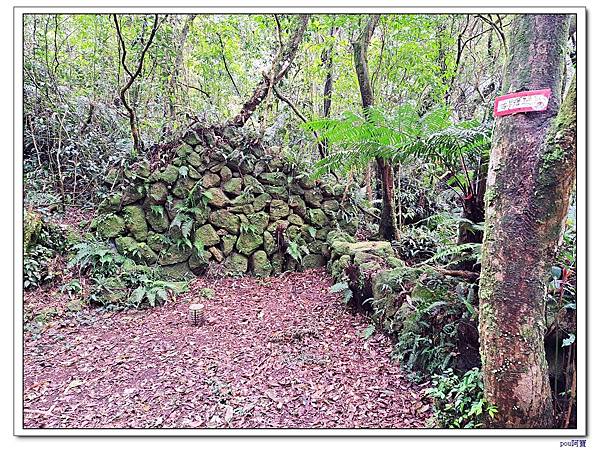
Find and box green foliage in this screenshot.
[23,215,70,289]
[426,368,497,428]
[128,278,188,308]
[330,281,353,304]
[380,270,478,378]
[286,236,309,262]
[68,240,126,277]
[68,236,188,308]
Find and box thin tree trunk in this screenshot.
[113,14,160,154]
[168,14,195,127]
[352,15,400,241]
[478,14,575,428]
[230,14,309,128]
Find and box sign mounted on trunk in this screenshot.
[493,89,552,117]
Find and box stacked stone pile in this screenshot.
[93,127,356,278]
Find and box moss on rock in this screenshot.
[223,252,248,275]
[123,205,149,241]
[96,213,125,239]
[209,210,240,234]
[250,250,272,277]
[195,224,220,247]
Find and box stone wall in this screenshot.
[93,127,355,279]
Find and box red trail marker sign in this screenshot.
[493,89,552,117]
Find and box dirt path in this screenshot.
[23,268,431,429]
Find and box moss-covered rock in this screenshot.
[247,211,269,234]
[104,168,120,185]
[267,219,289,233]
[271,253,285,274]
[187,151,203,168]
[221,234,237,256]
[301,253,326,269]
[243,175,264,194]
[147,182,168,205]
[205,188,229,207]
[123,205,148,241]
[270,199,290,219]
[188,166,202,179]
[287,225,301,240]
[304,190,323,208]
[253,193,271,211]
[193,204,210,225]
[161,261,194,280]
[96,214,125,239]
[122,185,145,205]
[157,164,179,184]
[209,210,240,234]
[98,193,123,214]
[330,254,351,280]
[331,240,394,260]
[176,143,194,157]
[172,176,197,199]
[195,224,220,247]
[259,172,286,186]
[146,205,169,233]
[322,199,340,212]
[289,194,307,218]
[308,208,327,227]
[236,230,263,255]
[229,203,254,215]
[223,177,243,195]
[223,252,248,275]
[298,175,316,190]
[308,239,327,255]
[202,173,221,188]
[263,231,276,255]
[250,250,272,277]
[354,250,383,265]
[24,210,43,251]
[220,166,233,182]
[147,232,168,253]
[158,243,193,265]
[265,185,287,199]
[288,213,304,226]
[115,236,157,264]
[189,249,211,274]
[326,229,355,246]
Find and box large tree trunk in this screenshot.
[230,15,309,128]
[352,15,400,241]
[478,14,575,428]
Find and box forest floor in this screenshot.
[23,268,431,429]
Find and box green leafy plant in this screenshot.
[426,368,497,428]
[68,240,125,276]
[330,281,353,304]
[286,236,309,262]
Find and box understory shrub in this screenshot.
[425,367,497,428]
[23,211,70,289]
[68,238,188,309]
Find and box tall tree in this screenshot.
[352,15,400,241]
[113,14,160,154]
[478,14,576,428]
[230,14,310,128]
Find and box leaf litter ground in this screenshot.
[23,268,431,429]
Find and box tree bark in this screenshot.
[167,15,195,127]
[478,14,575,428]
[113,14,160,154]
[352,15,400,241]
[230,14,309,128]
